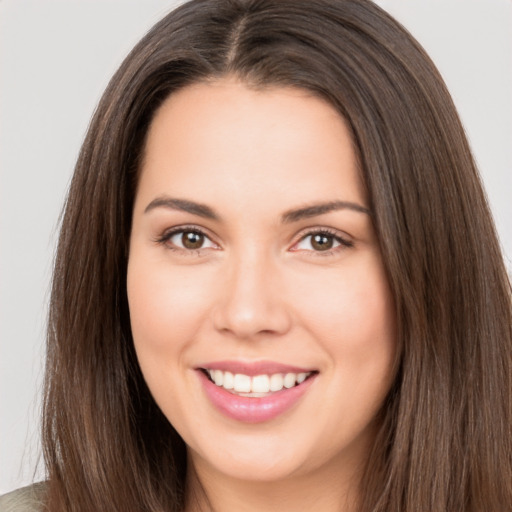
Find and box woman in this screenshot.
[2,0,511,510]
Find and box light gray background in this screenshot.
[1,0,510,494]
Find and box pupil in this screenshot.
[312,234,333,251]
[182,231,203,249]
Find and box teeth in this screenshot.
[269,373,284,391]
[213,369,223,386]
[223,371,234,389]
[205,369,312,394]
[283,373,296,388]
[233,373,251,393]
[252,375,270,393]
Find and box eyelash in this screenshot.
[291,228,354,256]
[154,225,216,257]
[154,225,353,257]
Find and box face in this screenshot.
[127,79,396,487]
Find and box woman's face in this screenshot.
[127,79,396,485]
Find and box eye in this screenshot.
[292,229,353,253]
[157,227,218,252]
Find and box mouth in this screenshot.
[196,362,318,423]
[200,368,317,397]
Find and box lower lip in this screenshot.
[198,371,317,423]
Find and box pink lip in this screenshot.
[197,367,317,424]
[197,360,314,376]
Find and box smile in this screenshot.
[203,369,313,396]
[197,362,318,423]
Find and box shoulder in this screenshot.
[0,483,46,512]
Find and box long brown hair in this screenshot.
[43,1,512,510]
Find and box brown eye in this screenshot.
[164,228,217,252]
[292,230,352,254]
[310,234,334,251]
[181,231,204,249]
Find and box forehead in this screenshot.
[137,79,366,216]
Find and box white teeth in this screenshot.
[206,369,313,394]
[252,375,270,393]
[283,373,296,389]
[233,373,252,393]
[297,372,307,384]
[213,369,223,386]
[223,371,234,389]
[269,373,284,392]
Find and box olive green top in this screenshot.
[0,483,46,512]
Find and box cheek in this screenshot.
[126,257,216,424]
[298,259,393,333]
[126,256,214,355]
[293,255,396,375]
[294,258,396,437]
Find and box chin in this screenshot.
[186,426,314,483]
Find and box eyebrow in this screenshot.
[144,196,219,220]
[144,196,370,222]
[281,200,371,223]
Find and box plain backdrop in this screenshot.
[1,0,511,494]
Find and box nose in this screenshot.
[212,250,292,340]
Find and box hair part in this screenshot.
[43,1,512,510]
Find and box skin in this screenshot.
[127,78,397,512]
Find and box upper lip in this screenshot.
[197,360,316,376]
